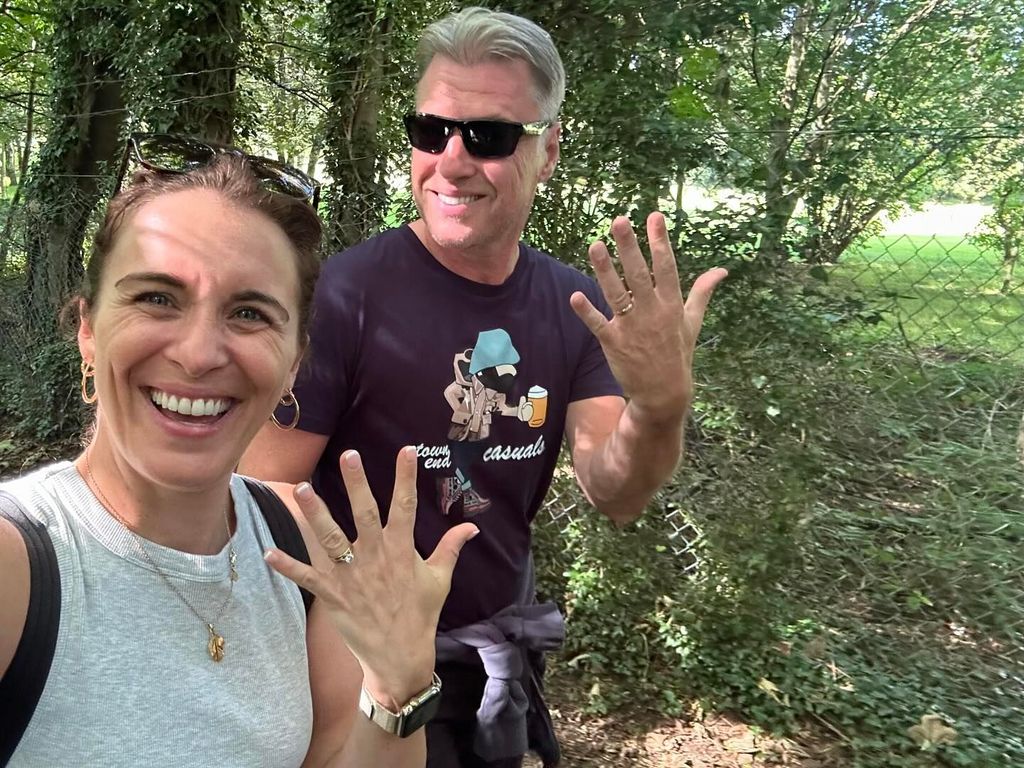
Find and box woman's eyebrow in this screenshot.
[114,272,185,289]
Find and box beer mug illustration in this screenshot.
[527,385,548,428]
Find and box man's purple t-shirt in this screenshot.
[288,225,622,630]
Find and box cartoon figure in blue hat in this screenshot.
[440,328,538,516]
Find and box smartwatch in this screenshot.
[359,673,443,738]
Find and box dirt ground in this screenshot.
[525,671,844,768]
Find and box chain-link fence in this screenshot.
[530,164,1024,759]
[539,211,1024,544]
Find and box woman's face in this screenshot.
[78,188,304,492]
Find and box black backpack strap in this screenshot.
[0,491,61,767]
[242,478,315,615]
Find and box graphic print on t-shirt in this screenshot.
[435,328,548,517]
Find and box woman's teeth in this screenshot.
[150,389,229,417]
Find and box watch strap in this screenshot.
[359,672,442,738]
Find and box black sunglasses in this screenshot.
[403,112,551,159]
[114,133,322,208]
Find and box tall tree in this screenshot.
[243,0,328,173]
[320,0,415,251]
[155,0,246,143]
[20,0,128,336]
[17,0,258,338]
[0,5,49,276]
[970,143,1024,294]
[688,0,1024,265]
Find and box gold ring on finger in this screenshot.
[331,546,354,564]
[616,291,635,316]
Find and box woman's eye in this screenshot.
[234,306,270,323]
[136,292,172,307]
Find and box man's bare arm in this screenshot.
[239,424,330,483]
[567,213,725,525]
[565,394,683,525]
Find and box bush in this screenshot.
[533,278,1024,765]
[0,340,85,444]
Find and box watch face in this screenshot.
[398,689,442,738]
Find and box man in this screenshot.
[241,7,726,767]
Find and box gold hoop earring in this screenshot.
[80,360,98,404]
[271,389,300,430]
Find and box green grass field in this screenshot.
[832,234,1024,361]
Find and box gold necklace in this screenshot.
[83,451,238,662]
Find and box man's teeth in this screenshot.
[438,193,476,205]
[150,389,229,417]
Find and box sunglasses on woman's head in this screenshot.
[403,113,552,159]
[114,133,322,207]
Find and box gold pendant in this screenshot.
[229,551,238,582]
[207,623,225,662]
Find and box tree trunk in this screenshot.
[1,143,13,192]
[1017,411,1024,468]
[758,2,812,265]
[1001,242,1019,294]
[323,0,389,252]
[802,6,844,263]
[19,67,34,183]
[0,57,37,275]
[163,1,243,143]
[306,134,322,179]
[22,54,125,338]
[990,186,1021,294]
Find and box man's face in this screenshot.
[411,55,560,261]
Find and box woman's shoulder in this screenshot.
[0,460,77,677]
[231,474,328,571]
[1,460,78,506]
[0,491,32,678]
[230,474,298,519]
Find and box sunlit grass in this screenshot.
[833,235,1024,361]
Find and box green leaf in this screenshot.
[669,85,712,120]
[681,47,719,81]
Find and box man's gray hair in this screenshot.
[417,7,566,121]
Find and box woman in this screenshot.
[0,152,478,766]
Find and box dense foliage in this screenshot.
[535,280,1024,764]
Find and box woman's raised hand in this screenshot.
[265,446,478,706]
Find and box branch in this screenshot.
[250,38,322,56]
[891,0,943,42]
[243,65,328,113]
[748,20,762,89]
[0,90,45,99]
[1,3,52,16]
[797,0,852,133]
[0,48,35,70]
[0,93,30,109]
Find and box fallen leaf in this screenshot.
[908,713,957,749]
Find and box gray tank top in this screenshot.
[2,462,313,767]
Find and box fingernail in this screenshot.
[295,482,313,500]
[263,549,275,562]
[469,527,480,540]
[403,445,417,460]
[343,450,360,468]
